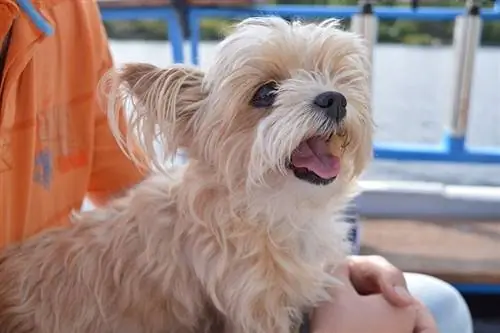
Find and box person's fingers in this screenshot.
[348,255,413,307]
[379,278,414,307]
[326,261,357,295]
[413,300,439,333]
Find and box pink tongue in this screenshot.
[290,137,341,179]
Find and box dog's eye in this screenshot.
[251,81,278,108]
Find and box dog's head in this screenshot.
[107,17,373,206]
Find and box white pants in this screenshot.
[405,273,474,333]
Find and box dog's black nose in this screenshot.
[313,91,347,121]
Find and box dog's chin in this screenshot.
[285,135,341,186]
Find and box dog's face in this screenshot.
[110,17,373,200]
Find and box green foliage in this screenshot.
[102,0,500,46]
[482,21,500,45]
[104,20,167,40]
[200,19,238,40]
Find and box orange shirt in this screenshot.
[0,0,145,248]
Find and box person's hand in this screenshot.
[412,298,439,333]
[347,255,413,307]
[310,262,438,333]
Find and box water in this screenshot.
[109,41,500,186]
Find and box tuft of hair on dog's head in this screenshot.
[104,16,374,198]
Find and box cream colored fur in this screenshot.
[0,17,373,333]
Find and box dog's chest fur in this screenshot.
[0,174,347,333]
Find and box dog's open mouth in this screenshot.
[287,135,343,186]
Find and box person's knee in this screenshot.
[406,273,464,308]
[404,273,473,333]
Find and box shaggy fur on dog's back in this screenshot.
[0,173,347,333]
[0,17,373,333]
[0,175,221,333]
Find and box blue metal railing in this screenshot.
[99,2,500,167]
[100,6,185,64]
[187,5,500,65]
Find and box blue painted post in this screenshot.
[189,11,201,65]
[165,10,185,63]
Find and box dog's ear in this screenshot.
[103,63,206,171]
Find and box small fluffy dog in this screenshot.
[0,17,373,333]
